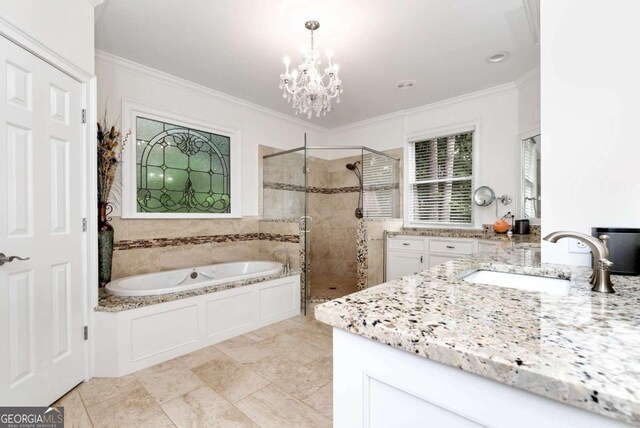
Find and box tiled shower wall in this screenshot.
[261,145,404,297]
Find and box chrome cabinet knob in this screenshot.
[0,253,30,266]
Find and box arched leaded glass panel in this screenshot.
[135,116,231,213]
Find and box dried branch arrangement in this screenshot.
[97,117,130,204]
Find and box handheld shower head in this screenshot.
[345,161,364,218]
[345,161,360,171]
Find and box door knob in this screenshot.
[0,253,30,266]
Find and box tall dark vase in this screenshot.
[98,203,114,287]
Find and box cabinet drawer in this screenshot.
[429,239,474,255]
[388,237,426,252]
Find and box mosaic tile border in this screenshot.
[356,220,368,290]
[264,182,399,194]
[113,233,299,251]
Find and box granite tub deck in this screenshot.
[97,269,300,312]
[315,246,640,426]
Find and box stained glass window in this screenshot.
[135,116,231,213]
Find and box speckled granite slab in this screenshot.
[390,228,541,244]
[315,246,640,425]
[96,270,300,312]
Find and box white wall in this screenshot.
[96,52,326,217]
[541,0,640,265]
[516,67,541,135]
[330,85,521,227]
[0,0,95,74]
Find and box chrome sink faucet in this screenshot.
[543,231,614,293]
[271,248,291,273]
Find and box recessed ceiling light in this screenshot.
[486,52,510,63]
[396,80,417,90]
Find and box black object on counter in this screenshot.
[514,219,530,235]
[592,227,640,276]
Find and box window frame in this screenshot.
[121,99,242,219]
[404,121,481,228]
[515,128,541,224]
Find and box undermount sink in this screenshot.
[462,270,571,296]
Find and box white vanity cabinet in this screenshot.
[387,235,487,280]
[386,236,426,280]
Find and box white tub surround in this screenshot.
[94,271,300,377]
[315,247,640,427]
[106,261,283,296]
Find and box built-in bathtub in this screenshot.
[106,261,284,296]
[94,262,300,377]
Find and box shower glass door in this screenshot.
[262,141,308,313]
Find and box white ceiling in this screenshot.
[95,0,539,128]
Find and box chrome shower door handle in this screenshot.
[299,216,313,233]
[0,253,30,267]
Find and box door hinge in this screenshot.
[81,109,87,124]
[82,218,87,232]
[83,326,88,341]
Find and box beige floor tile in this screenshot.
[248,353,332,401]
[260,332,329,365]
[289,314,310,324]
[135,365,204,404]
[215,335,275,364]
[303,381,333,420]
[76,374,141,407]
[192,354,270,403]
[54,389,92,428]
[242,319,303,342]
[146,345,226,373]
[161,386,257,428]
[85,387,173,428]
[286,323,333,352]
[235,384,331,428]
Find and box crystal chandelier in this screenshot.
[279,20,343,119]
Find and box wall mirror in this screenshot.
[518,132,541,222]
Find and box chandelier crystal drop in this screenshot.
[279,20,343,119]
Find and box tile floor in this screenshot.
[56,310,332,428]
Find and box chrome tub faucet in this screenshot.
[271,248,291,273]
[543,231,614,293]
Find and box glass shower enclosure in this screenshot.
[263,136,399,314]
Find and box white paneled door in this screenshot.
[0,36,86,405]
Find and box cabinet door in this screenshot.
[387,251,424,280]
[428,254,463,268]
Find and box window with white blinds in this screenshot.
[522,136,540,218]
[362,152,397,218]
[407,131,473,225]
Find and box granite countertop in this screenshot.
[389,227,541,244]
[96,270,300,313]
[314,246,640,425]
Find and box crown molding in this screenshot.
[523,0,540,45]
[329,81,517,133]
[95,50,328,133]
[514,65,540,89]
